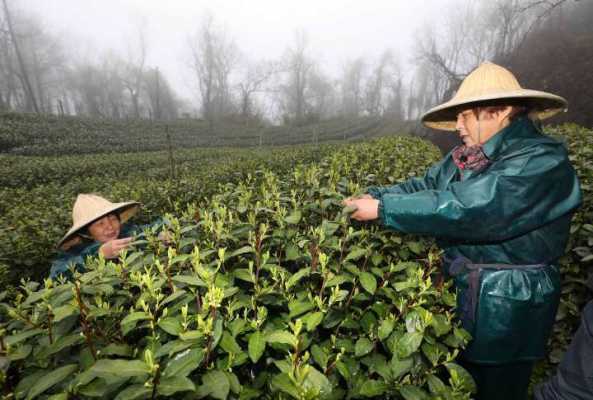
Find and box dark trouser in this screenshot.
[534,301,593,400]
[459,358,535,400]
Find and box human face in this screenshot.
[455,107,512,147]
[87,213,121,243]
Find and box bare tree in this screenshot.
[280,30,315,125]
[0,10,18,110]
[512,0,575,53]
[340,57,365,117]
[121,24,148,119]
[66,52,127,118]
[506,0,592,126]
[145,67,178,120]
[237,59,276,122]
[365,50,398,116]
[307,68,337,121]
[1,0,40,113]
[407,0,572,120]
[384,63,405,120]
[189,14,239,129]
[70,64,109,117]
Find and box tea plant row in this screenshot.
[0,136,474,399]
[0,113,391,156]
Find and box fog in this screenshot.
[17,0,443,103]
[3,0,589,127]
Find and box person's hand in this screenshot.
[342,198,380,221]
[99,237,133,259]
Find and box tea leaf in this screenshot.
[396,332,424,359]
[228,245,254,259]
[272,373,300,398]
[355,337,374,357]
[378,318,395,341]
[90,359,150,379]
[158,317,183,336]
[358,379,387,397]
[390,356,414,380]
[303,366,332,395]
[157,376,196,396]
[345,247,367,261]
[163,348,204,378]
[121,311,150,326]
[267,330,298,348]
[248,331,266,363]
[399,385,429,400]
[285,211,302,225]
[359,272,377,294]
[198,370,230,400]
[26,364,78,400]
[172,274,207,287]
[5,328,44,346]
[286,267,311,289]
[220,331,242,354]
[114,384,151,400]
[310,344,329,370]
[445,363,477,394]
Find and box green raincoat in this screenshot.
[368,116,582,365]
[50,220,163,280]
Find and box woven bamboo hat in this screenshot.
[421,61,568,131]
[57,194,140,250]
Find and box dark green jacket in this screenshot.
[368,117,582,363]
[50,220,161,280]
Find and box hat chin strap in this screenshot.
[477,107,482,145]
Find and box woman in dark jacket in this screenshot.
[344,62,582,400]
[50,193,150,279]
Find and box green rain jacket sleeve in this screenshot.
[49,242,102,279]
[367,157,450,199]
[378,143,582,242]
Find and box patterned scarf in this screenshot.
[452,144,491,172]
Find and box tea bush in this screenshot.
[1,119,591,398]
[0,146,333,285]
[0,137,477,399]
[0,113,388,156]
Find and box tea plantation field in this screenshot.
[0,113,405,156]
[0,122,591,399]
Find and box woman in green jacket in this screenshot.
[344,62,582,400]
[50,193,157,279]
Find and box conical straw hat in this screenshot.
[421,62,568,131]
[57,194,140,250]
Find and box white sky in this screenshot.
[16,0,449,104]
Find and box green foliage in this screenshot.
[0,136,474,399]
[3,118,591,398]
[0,112,388,156]
[0,145,331,286]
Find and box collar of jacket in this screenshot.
[481,116,539,161]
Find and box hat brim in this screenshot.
[57,201,141,250]
[421,89,568,131]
